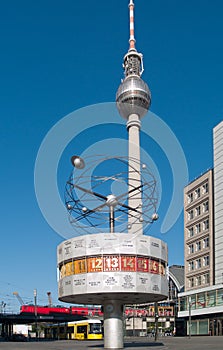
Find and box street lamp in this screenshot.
[1,302,6,314]
[188,296,192,339]
[34,289,38,339]
[154,302,159,341]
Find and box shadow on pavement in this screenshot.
[89,341,164,348]
[125,342,164,347]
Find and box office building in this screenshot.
[184,169,214,291]
[178,121,223,336]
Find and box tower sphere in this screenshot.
[116,75,151,119]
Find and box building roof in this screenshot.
[169,265,184,292]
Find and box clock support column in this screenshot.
[103,300,124,349]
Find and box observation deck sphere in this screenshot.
[116,76,151,119]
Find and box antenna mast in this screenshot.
[129,0,136,51]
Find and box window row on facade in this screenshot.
[188,255,210,271]
[187,182,209,204]
[188,237,209,254]
[179,288,223,311]
[188,273,210,288]
[187,221,210,238]
[187,201,209,221]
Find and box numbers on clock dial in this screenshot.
[103,256,120,271]
[137,257,149,272]
[60,255,166,276]
[88,257,103,272]
[121,256,136,271]
[150,260,159,274]
[74,259,87,274]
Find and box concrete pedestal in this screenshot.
[103,300,124,349]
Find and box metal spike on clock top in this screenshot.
[116,0,152,234]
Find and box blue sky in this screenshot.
[0,0,223,312]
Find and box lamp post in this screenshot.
[154,302,159,341]
[188,296,192,339]
[34,289,38,339]
[133,304,136,337]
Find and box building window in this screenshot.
[188,227,194,238]
[197,293,206,308]
[196,276,202,286]
[203,201,209,213]
[203,273,210,284]
[203,255,210,266]
[195,206,201,216]
[196,241,201,251]
[187,192,193,203]
[203,219,209,231]
[195,187,201,199]
[196,223,201,234]
[189,277,194,288]
[188,210,194,220]
[196,258,201,269]
[207,290,216,307]
[203,182,209,194]
[189,261,194,271]
[203,237,209,249]
[189,244,194,254]
[216,289,223,306]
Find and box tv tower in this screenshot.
[116,0,152,234]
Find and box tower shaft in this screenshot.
[127,114,143,234]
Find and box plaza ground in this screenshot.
[0,336,223,350]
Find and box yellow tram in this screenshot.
[45,319,103,340]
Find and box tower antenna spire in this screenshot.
[129,0,136,51]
